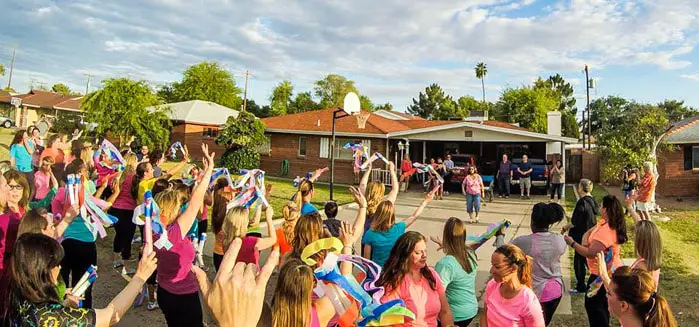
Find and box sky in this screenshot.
[1,0,699,120]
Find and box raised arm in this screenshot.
[308,167,329,183]
[403,192,433,228]
[55,203,80,238]
[339,187,367,275]
[178,144,215,238]
[254,206,277,251]
[385,162,399,204]
[358,163,373,194]
[164,146,191,178]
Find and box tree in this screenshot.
[587,96,629,138]
[359,94,374,111]
[475,62,488,102]
[269,80,294,116]
[533,74,580,138]
[51,83,79,96]
[0,64,4,77]
[156,84,177,103]
[407,84,460,120]
[216,111,267,171]
[81,78,172,148]
[289,91,320,114]
[169,61,242,109]
[493,86,558,134]
[314,74,359,108]
[456,95,492,116]
[374,103,394,111]
[246,99,272,118]
[658,100,697,123]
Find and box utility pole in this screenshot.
[84,73,94,94]
[242,70,251,112]
[7,47,16,90]
[585,65,591,150]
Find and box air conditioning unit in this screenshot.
[463,110,488,122]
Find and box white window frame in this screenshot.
[298,137,307,157]
[334,138,371,160]
[320,137,330,158]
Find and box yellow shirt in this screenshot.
[137,178,158,204]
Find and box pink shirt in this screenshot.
[484,279,545,327]
[235,236,260,269]
[463,174,483,195]
[155,223,199,294]
[112,174,137,210]
[382,267,445,327]
[34,170,51,200]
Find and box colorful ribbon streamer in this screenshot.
[344,142,369,174]
[208,167,233,190]
[133,191,173,250]
[94,139,125,171]
[168,141,186,160]
[587,247,616,298]
[226,169,268,210]
[73,265,98,299]
[65,174,117,239]
[360,153,390,170]
[466,219,511,246]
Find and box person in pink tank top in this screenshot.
[271,259,332,327]
[221,203,277,270]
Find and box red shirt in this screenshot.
[235,236,260,269]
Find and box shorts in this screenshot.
[520,177,531,189]
[636,201,651,212]
[466,194,481,213]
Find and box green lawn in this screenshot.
[0,128,16,161]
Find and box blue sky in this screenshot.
[1,0,699,121]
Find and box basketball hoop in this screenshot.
[355,111,370,129]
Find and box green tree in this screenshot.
[588,96,629,138]
[455,95,493,117]
[81,78,171,148]
[475,62,488,102]
[359,94,375,111]
[270,80,294,116]
[493,86,558,134]
[657,99,697,122]
[169,61,242,109]
[0,64,5,77]
[374,103,394,111]
[407,84,459,120]
[245,99,272,118]
[216,111,266,171]
[289,91,320,114]
[156,84,176,103]
[314,74,359,108]
[51,83,79,96]
[533,74,579,138]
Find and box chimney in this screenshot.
[547,111,562,155]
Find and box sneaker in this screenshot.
[147,301,159,311]
[498,195,503,198]
[526,195,531,200]
[569,289,586,295]
[112,260,124,269]
[132,236,142,244]
[121,267,136,275]
[505,196,509,199]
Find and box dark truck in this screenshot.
[448,154,477,184]
[510,158,549,189]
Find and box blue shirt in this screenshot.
[435,254,479,321]
[301,202,318,215]
[364,222,407,267]
[10,142,34,172]
[498,161,512,175]
[519,161,533,176]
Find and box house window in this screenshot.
[334,138,371,160]
[298,137,307,156]
[202,127,219,138]
[464,130,473,138]
[257,134,271,154]
[693,146,699,169]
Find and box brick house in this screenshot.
[0,90,83,128]
[259,109,577,185]
[657,115,699,197]
[157,100,240,158]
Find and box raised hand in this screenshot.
[349,186,367,208]
[200,144,216,172]
[430,235,443,251]
[339,221,357,246]
[134,249,157,282]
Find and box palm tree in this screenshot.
[0,64,5,77]
[475,62,487,102]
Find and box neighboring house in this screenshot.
[259,109,576,185]
[150,100,240,158]
[0,90,83,128]
[657,115,699,197]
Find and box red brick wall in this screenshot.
[657,146,699,197]
[582,150,600,183]
[260,133,387,185]
[171,123,227,160]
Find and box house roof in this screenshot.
[0,90,11,103]
[664,115,699,144]
[152,100,239,126]
[261,108,575,142]
[19,90,79,108]
[373,110,425,121]
[53,97,83,112]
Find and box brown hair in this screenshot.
[365,181,385,215]
[281,202,300,245]
[4,170,31,210]
[222,207,250,252]
[442,217,476,274]
[212,189,234,235]
[611,266,677,327]
[494,244,533,289]
[272,259,314,327]
[17,208,50,237]
[294,180,314,210]
[634,220,662,271]
[370,200,395,231]
[377,231,436,291]
[290,212,324,260]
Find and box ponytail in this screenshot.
[612,266,677,327]
[495,244,533,289]
[294,180,314,209]
[131,162,149,200]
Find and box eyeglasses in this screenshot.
[8,184,24,191]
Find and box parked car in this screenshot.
[511,157,549,188]
[0,116,15,128]
[449,153,477,184]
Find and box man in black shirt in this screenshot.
[518,154,533,199]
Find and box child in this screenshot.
[323,201,341,237]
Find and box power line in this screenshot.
[7,47,15,90]
[242,70,253,112]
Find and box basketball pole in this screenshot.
[330,108,350,201]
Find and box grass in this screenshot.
[0,128,16,161]
[555,184,699,326]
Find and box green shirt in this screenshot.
[435,254,479,321]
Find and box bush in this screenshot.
[50,114,83,135]
[220,147,260,172]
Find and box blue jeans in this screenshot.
[550,183,563,200]
[466,194,481,213]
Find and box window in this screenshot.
[320,138,330,158]
[257,134,271,154]
[464,130,473,138]
[298,137,307,156]
[334,138,371,160]
[202,127,219,138]
[693,146,699,169]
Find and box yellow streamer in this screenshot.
[301,237,344,266]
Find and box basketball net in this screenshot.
[355,111,371,129]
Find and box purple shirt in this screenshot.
[498,161,513,175]
[155,223,199,294]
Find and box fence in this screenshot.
[371,168,392,186]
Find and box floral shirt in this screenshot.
[13,301,95,327]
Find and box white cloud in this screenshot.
[681,73,699,81]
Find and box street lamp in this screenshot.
[329,92,361,201]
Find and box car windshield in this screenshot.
[512,158,545,164]
[452,157,473,166]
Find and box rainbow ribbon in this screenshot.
[209,167,233,190]
[226,169,268,210]
[168,141,186,160]
[344,142,369,174]
[412,163,444,184]
[360,153,390,170]
[587,247,616,298]
[293,172,313,188]
[133,191,172,250]
[95,139,125,171]
[467,219,511,247]
[65,174,117,239]
[301,238,415,326]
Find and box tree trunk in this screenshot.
[481,78,486,103]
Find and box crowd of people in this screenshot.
[0,126,679,327]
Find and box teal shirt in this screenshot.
[363,222,407,267]
[301,202,317,215]
[10,142,34,172]
[435,254,479,321]
[63,180,99,243]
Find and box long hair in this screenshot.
[365,181,385,215]
[634,221,662,271]
[377,231,436,291]
[272,259,314,327]
[281,202,300,245]
[9,233,64,319]
[131,162,150,200]
[212,190,234,235]
[17,208,50,237]
[494,244,534,289]
[46,134,60,148]
[10,130,25,146]
[370,200,395,231]
[120,153,139,183]
[611,266,676,327]
[602,195,629,244]
[154,190,182,226]
[294,180,314,209]
[4,170,31,210]
[442,217,477,274]
[222,207,250,252]
[290,212,324,260]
